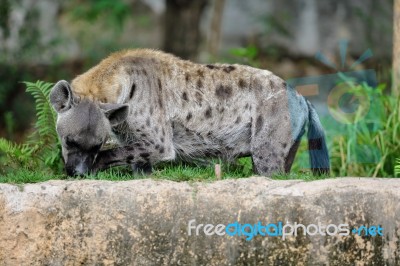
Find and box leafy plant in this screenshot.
[229,45,259,67]
[3,111,14,139]
[395,159,400,177]
[69,0,130,30]
[327,80,400,177]
[0,138,36,169]
[0,81,63,175]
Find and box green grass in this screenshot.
[0,157,332,184]
[0,168,63,183]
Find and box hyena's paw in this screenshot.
[131,162,153,175]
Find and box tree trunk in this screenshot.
[207,0,225,57]
[163,0,208,60]
[393,0,400,96]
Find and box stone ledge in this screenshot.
[0,177,399,265]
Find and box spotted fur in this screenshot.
[51,49,330,176]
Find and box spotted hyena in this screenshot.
[50,49,330,176]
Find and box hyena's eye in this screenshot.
[65,138,79,149]
[89,143,102,153]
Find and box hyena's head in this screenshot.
[50,80,128,176]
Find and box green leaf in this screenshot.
[1,81,63,173]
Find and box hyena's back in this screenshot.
[71,49,329,175]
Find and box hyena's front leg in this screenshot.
[131,161,152,174]
[92,141,174,174]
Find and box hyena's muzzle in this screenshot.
[65,151,98,176]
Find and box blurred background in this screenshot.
[0,0,394,141]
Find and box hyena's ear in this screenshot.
[50,80,74,113]
[99,103,129,126]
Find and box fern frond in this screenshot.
[24,81,63,169]
[0,138,35,162]
[1,81,63,174]
[24,81,58,144]
[395,158,400,176]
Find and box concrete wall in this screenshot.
[0,177,399,265]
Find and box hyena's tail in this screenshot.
[306,101,330,175]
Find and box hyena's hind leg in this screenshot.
[284,139,301,173]
[283,123,306,172]
[250,103,307,176]
[250,117,295,176]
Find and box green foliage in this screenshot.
[327,80,400,177]
[0,0,10,38]
[229,45,259,67]
[0,138,36,169]
[69,0,130,30]
[262,14,291,37]
[281,75,399,178]
[25,81,62,169]
[0,168,61,184]
[64,0,136,61]
[395,159,400,177]
[0,81,63,175]
[25,81,58,143]
[3,111,14,139]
